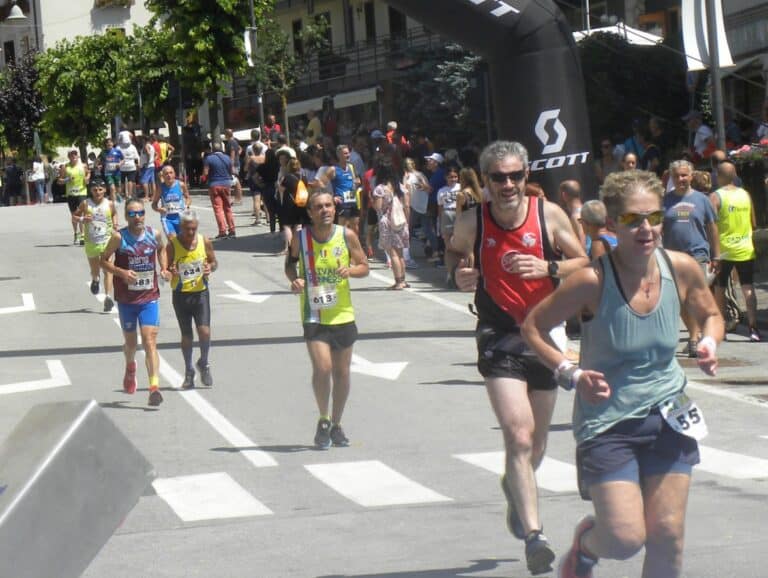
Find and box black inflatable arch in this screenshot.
[384,0,597,198]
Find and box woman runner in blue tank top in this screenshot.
[152,165,191,238]
[521,170,723,578]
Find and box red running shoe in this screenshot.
[558,515,598,578]
[123,361,137,394]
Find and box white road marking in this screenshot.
[0,360,70,396]
[305,460,452,507]
[351,353,408,381]
[454,451,579,493]
[698,446,768,479]
[153,472,272,521]
[221,280,271,303]
[687,380,768,409]
[111,317,277,468]
[0,293,35,315]
[368,270,474,316]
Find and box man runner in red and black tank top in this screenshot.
[453,141,587,575]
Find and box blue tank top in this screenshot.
[160,180,185,215]
[331,164,355,204]
[575,249,685,443]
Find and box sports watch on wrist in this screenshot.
[547,260,559,278]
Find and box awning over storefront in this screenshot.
[332,86,380,110]
[286,96,327,119]
[286,86,380,118]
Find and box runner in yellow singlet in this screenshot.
[163,210,217,389]
[285,191,369,449]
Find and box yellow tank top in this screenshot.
[715,186,755,261]
[171,234,208,293]
[65,163,86,197]
[298,225,354,325]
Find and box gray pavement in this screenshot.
[1,202,767,578]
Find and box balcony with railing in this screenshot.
[232,26,444,102]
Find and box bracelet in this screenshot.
[554,360,581,391]
[698,336,717,356]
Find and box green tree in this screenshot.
[0,50,45,161]
[145,0,273,141]
[247,15,329,141]
[394,43,485,145]
[36,33,126,156]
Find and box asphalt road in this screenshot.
[1,202,767,578]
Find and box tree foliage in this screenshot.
[394,43,485,144]
[247,15,329,138]
[0,50,45,159]
[577,32,688,146]
[144,0,273,138]
[36,33,126,153]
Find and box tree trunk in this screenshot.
[207,88,221,145]
[282,92,290,143]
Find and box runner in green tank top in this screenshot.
[285,191,369,450]
[59,149,90,244]
[522,170,723,578]
[72,177,118,312]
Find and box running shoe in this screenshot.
[148,388,163,407]
[405,260,419,269]
[181,370,195,390]
[525,530,556,575]
[214,233,228,240]
[330,424,350,447]
[227,231,236,239]
[90,279,100,295]
[558,516,597,578]
[73,233,79,245]
[103,296,114,313]
[750,327,762,342]
[314,418,332,450]
[500,474,526,539]
[196,359,213,387]
[123,361,137,394]
[79,235,85,246]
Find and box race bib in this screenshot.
[342,189,357,204]
[660,392,708,441]
[88,220,108,244]
[106,162,119,173]
[309,285,338,310]
[128,269,154,291]
[69,187,82,195]
[165,202,181,215]
[178,260,203,284]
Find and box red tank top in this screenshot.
[474,196,556,329]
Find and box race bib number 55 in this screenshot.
[660,392,708,441]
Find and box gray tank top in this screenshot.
[575,249,686,444]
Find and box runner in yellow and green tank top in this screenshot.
[298,224,355,325]
[164,210,218,389]
[72,177,118,312]
[285,191,369,450]
[712,161,761,341]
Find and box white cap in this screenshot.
[424,152,444,164]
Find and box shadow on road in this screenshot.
[211,444,315,454]
[317,558,520,578]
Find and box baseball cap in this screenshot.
[682,110,702,121]
[424,152,444,164]
[370,129,385,139]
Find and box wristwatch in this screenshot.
[547,260,559,278]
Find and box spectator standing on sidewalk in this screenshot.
[203,142,236,239]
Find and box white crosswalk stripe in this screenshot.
[305,460,452,507]
[153,472,272,522]
[454,451,579,493]
[697,445,768,479]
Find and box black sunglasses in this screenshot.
[488,170,526,184]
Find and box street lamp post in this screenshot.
[247,0,265,129]
[705,0,726,151]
